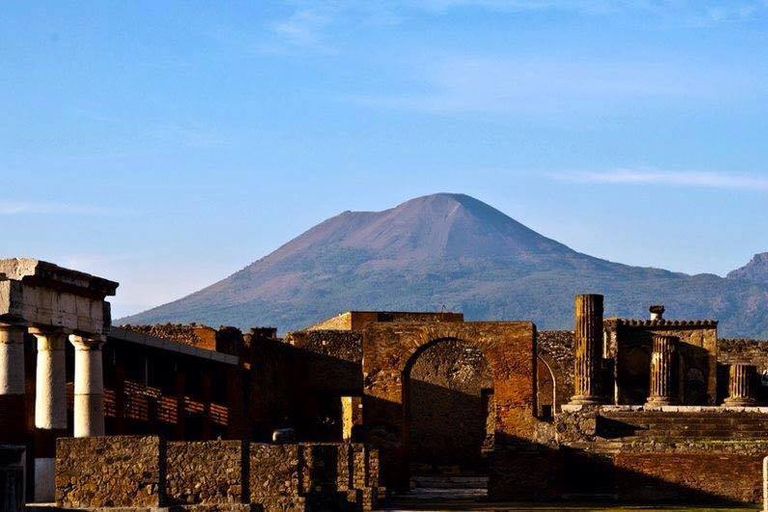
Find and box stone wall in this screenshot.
[613,452,761,503]
[120,323,244,356]
[551,406,768,504]
[249,443,305,511]
[284,330,365,440]
[307,311,464,331]
[166,440,244,505]
[56,436,380,511]
[538,330,574,412]
[55,436,162,508]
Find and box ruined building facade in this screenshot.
[3,259,768,510]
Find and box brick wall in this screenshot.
[614,453,762,504]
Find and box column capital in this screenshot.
[69,334,106,350]
[0,322,27,340]
[28,326,71,336]
[29,327,70,351]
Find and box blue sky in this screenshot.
[2,1,768,317]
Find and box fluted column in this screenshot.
[646,335,678,407]
[0,323,27,443]
[29,328,68,502]
[570,294,604,405]
[725,363,757,407]
[70,335,106,437]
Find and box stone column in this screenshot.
[0,323,27,444]
[29,328,68,502]
[570,294,604,405]
[646,335,678,407]
[725,363,757,406]
[70,335,105,437]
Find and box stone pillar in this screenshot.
[646,335,678,407]
[725,363,757,407]
[341,396,363,441]
[29,328,68,502]
[70,335,105,437]
[570,294,604,405]
[0,323,27,444]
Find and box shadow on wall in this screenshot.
[489,432,761,505]
[249,333,761,506]
[363,392,762,505]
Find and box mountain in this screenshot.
[120,193,768,338]
[727,253,768,284]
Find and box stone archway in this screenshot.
[361,321,537,491]
[402,337,494,474]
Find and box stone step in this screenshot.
[624,430,768,440]
[411,476,489,489]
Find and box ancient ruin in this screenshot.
[4,258,768,510]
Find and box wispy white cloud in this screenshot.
[0,202,121,216]
[551,168,768,190]
[260,0,768,53]
[349,55,758,115]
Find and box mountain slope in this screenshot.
[728,253,768,284]
[120,193,768,338]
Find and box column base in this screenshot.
[34,457,55,503]
[724,397,757,407]
[568,395,603,405]
[645,397,677,407]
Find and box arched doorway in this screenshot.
[536,355,556,420]
[361,321,537,495]
[403,338,494,475]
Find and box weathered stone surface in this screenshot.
[0,259,117,334]
[166,441,244,505]
[571,294,604,404]
[56,437,380,511]
[55,436,162,508]
[249,443,305,511]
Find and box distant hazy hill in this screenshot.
[120,193,768,338]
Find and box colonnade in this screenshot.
[0,323,105,502]
[568,295,759,407]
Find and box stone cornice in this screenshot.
[0,259,118,298]
[604,318,718,329]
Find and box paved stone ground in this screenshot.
[384,506,754,511]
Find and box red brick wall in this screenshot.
[614,452,762,504]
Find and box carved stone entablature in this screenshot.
[0,259,118,335]
[604,318,718,330]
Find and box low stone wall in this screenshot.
[55,436,162,508]
[550,406,768,504]
[249,444,305,511]
[166,441,244,505]
[55,436,380,511]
